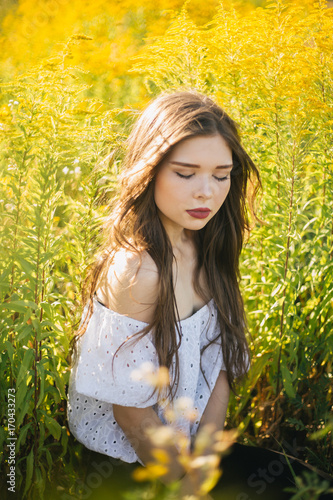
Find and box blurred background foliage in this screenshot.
[0,0,332,498]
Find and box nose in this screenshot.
[194,176,213,200]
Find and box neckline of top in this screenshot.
[93,297,214,326]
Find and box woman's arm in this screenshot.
[99,250,186,483]
[113,372,229,487]
[195,370,230,451]
[97,248,159,323]
[178,372,230,498]
[113,404,186,483]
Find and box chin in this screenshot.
[185,220,211,230]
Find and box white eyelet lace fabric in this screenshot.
[67,298,225,464]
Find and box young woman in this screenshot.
[67,90,261,496]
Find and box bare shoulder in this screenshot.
[97,248,159,323]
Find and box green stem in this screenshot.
[10,148,28,289]
[274,100,281,213]
[33,223,41,476]
[275,142,296,400]
[9,150,28,387]
[330,201,333,260]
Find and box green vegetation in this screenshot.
[0,0,332,498]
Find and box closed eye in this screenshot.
[214,175,229,182]
[176,172,194,179]
[176,172,230,181]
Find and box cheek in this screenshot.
[154,172,182,205]
[220,180,231,196]
[216,181,231,206]
[154,172,173,208]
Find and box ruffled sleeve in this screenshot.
[75,300,159,408]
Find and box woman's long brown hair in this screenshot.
[70,90,261,399]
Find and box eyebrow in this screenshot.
[170,161,233,169]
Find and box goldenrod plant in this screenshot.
[0,0,332,498]
[0,36,122,497]
[132,0,333,471]
[0,0,222,106]
[128,364,236,500]
[130,423,235,500]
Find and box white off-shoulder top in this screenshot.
[67,298,225,464]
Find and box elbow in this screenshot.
[113,404,157,435]
[113,404,133,431]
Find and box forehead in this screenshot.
[168,135,233,164]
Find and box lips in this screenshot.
[186,208,211,219]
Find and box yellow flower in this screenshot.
[132,462,169,481]
[146,425,175,447]
[151,448,171,465]
[131,362,170,390]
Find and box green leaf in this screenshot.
[16,256,35,275]
[0,267,12,284]
[34,466,45,496]
[44,415,62,440]
[281,364,296,399]
[0,425,5,452]
[5,340,15,366]
[0,302,26,314]
[53,371,67,399]
[16,422,32,452]
[16,349,34,388]
[0,300,37,314]
[60,426,69,458]
[45,448,53,469]
[44,385,61,404]
[17,325,33,342]
[22,448,34,497]
[31,318,41,340]
[36,363,45,408]
[16,387,34,427]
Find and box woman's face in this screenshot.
[154,134,233,240]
